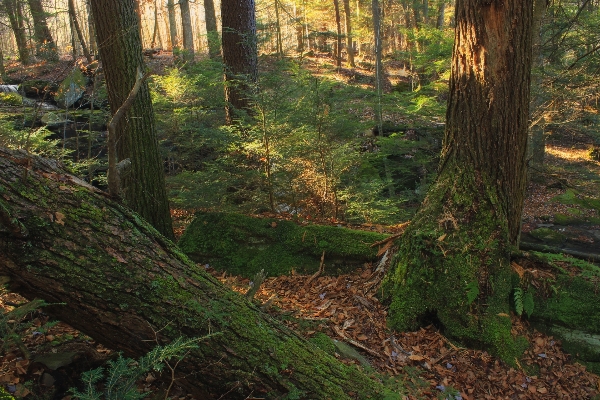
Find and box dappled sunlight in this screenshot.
[546,145,598,164]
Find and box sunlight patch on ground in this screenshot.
[546,145,596,163]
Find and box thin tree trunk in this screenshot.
[3,0,30,65]
[151,0,159,48]
[27,0,58,61]
[333,0,342,67]
[68,0,92,63]
[133,0,143,45]
[436,1,445,29]
[372,0,383,127]
[342,0,355,67]
[274,0,283,56]
[167,0,178,51]
[86,0,97,55]
[0,147,385,400]
[179,0,194,60]
[204,0,220,58]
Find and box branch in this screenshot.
[107,67,152,198]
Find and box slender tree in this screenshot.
[179,0,194,60]
[342,0,355,67]
[381,0,533,361]
[166,0,178,51]
[3,0,30,65]
[333,0,342,67]
[68,0,92,63]
[204,0,220,58]
[26,0,58,61]
[222,0,258,124]
[89,0,174,240]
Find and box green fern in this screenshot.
[514,287,524,316]
[523,290,535,318]
[466,281,479,305]
[70,336,210,400]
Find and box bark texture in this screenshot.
[27,0,58,61]
[222,0,258,124]
[0,148,384,400]
[381,0,533,362]
[68,0,92,63]
[89,0,174,240]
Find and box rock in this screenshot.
[529,227,567,244]
[55,68,87,109]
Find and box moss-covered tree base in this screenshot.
[178,211,389,278]
[380,167,527,363]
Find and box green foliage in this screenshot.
[0,93,22,106]
[465,281,479,305]
[70,337,202,400]
[514,287,524,316]
[0,295,47,353]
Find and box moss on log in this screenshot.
[0,148,388,399]
[178,211,390,278]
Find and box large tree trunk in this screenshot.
[3,0,30,65]
[381,0,533,363]
[222,0,258,124]
[204,0,220,58]
[89,0,174,240]
[26,0,58,61]
[0,148,384,399]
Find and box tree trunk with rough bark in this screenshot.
[27,0,58,61]
[3,0,30,65]
[0,147,385,400]
[204,0,220,58]
[89,0,174,240]
[381,0,533,363]
[179,0,194,60]
[222,0,258,124]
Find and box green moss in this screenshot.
[552,189,600,212]
[380,165,526,365]
[178,211,389,277]
[309,333,336,355]
[529,227,566,244]
[553,213,583,225]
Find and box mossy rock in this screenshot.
[552,189,600,212]
[309,333,336,355]
[553,213,584,225]
[529,227,567,244]
[178,211,389,278]
[20,79,59,99]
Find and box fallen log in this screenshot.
[178,211,390,278]
[0,148,386,399]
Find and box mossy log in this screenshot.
[0,148,387,399]
[178,211,390,278]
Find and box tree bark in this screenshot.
[204,0,220,58]
[68,0,92,63]
[166,0,178,51]
[222,0,258,124]
[89,0,174,240]
[26,0,58,61]
[179,0,195,60]
[3,0,30,65]
[85,0,97,55]
[0,147,384,400]
[381,0,533,362]
[342,0,355,67]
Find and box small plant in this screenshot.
[69,336,206,400]
[513,287,534,318]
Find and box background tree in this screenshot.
[381,0,533,361]
[68,0,92,63]
[222,0,258,124]
[179,0,194,60]
[166,0,178,51]
[2,0,30,65]
[204,0,220,58]
[89,0,174,240]
[342,0,354,67]
[26,0,58,61]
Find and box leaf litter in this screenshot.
[214,264,599,399]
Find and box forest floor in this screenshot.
[1,54,600,399]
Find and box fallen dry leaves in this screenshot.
[215,265,600,399]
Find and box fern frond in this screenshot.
[514,287,524,316]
